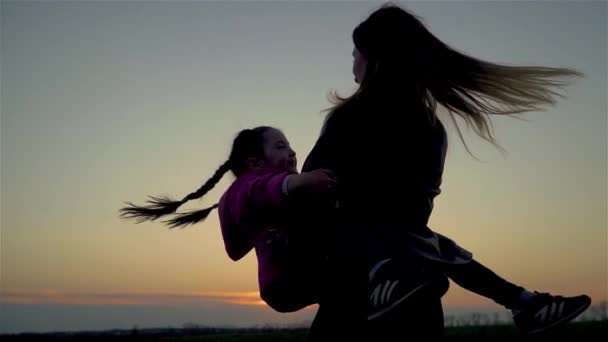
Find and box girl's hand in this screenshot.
[287,169,336,194]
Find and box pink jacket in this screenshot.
[218,167,290,260]
[218,167,317,312]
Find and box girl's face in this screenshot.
[259,128,297,172]
[352,46,368,84]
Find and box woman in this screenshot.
[301,4,590,340]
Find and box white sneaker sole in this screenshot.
[367,280,432,320]
[527,300,591,334]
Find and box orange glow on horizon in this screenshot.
[0,289,267,307]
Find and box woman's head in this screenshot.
[337,3,581,154]
[119,126,296,228]
[351,4,447,91]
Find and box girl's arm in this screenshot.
[246,169,336,210]
[219,169,336,261]
[283,169,336,197]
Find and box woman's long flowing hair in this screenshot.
[328,3,581,154]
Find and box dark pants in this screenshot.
[305,221,446,341]
[304,220,524,341]
[308,298,445,341]
[305,259,522,341]
[306,249,446,342]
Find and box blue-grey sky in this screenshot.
[1,0,606,333]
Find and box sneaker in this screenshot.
[367,258,448,320]
[513,292,591,334]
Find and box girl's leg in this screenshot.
[445,258,591,334]
[445,259,524,309]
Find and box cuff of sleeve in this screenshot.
[281,176,290,198]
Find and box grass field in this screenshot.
[2,321,606,341]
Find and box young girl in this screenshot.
[120,126,339,312]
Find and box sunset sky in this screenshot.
[1,0,606,333]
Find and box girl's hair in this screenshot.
[119,126,272,228]
[329,3,582,154]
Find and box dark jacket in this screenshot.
[302,100,447,230]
